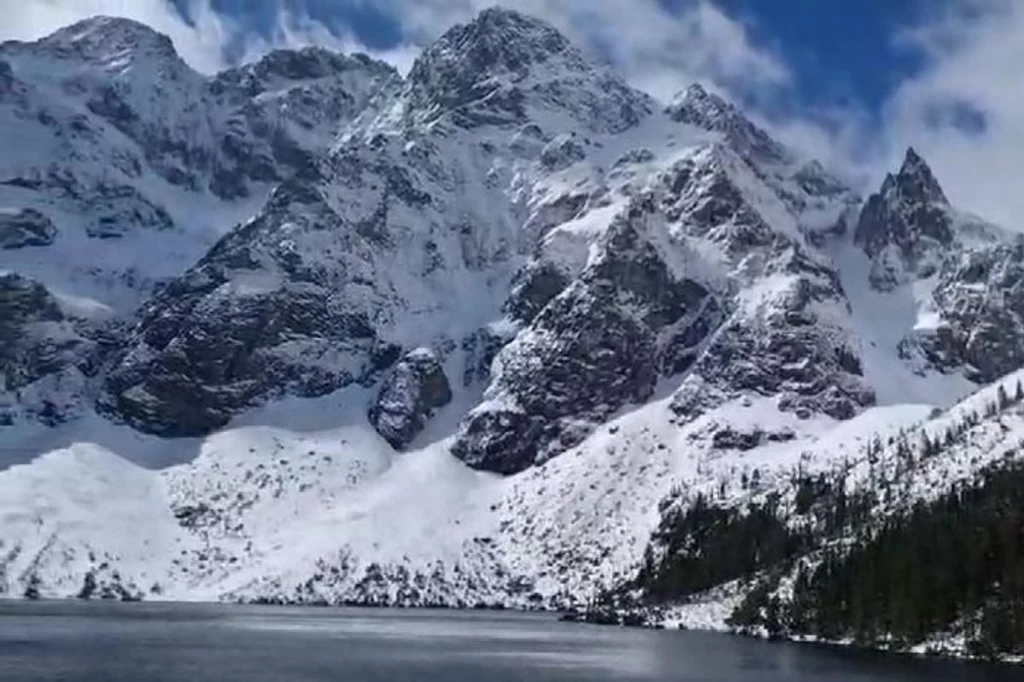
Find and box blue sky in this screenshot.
[4,1,1024,226]
[716,0,926,110]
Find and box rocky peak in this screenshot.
[406,7,648,131]
[410,7,579,86]
[667,83,788,165]
[255,47,371,80]
[29,16,180,66]
[211,47,397,98]
[855,147,954,261]
[888,146,949,207]
[666,84,727,126]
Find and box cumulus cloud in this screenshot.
[235,6,420,74]
[766,0,1024,226]
[879,0,1024,226]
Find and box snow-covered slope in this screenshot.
[0,15,396,313]
[3,9,1024,658]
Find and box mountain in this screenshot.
[0,16,397,313]
[2,8,1024,660]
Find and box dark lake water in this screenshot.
[0,601,1018,681]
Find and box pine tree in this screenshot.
[777,463,1024,657]
[23,574,41,600]
[869,434,883,464]
[998,384,1010,411]
[920,432,932,459]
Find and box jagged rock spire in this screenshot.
[894,146,949,207]
[855,146,953,259]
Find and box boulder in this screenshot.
[368,348,452,449]
[0,208,57,248]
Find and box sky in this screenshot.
[1,0,1023,228]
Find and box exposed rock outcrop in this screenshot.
[453,199,720,474]
[368,348,452,449]
[0,208,56,248]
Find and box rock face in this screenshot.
[0,208,56,248]
[0,16,398,313]
[9,9,889,460]
[369,349,452,449]
[99,180,404,437]
[96,8,657,437]
[908,240,1024,383]
[453,198,724,474]
[855,148,953,263]
[685,250,874,422]
[0,274,64,386]
[0,274,99,425]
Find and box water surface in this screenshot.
[0,601,1017,681]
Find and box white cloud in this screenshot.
[710,0,1024,229]
[879,0,1024,227]
[237,6,420,75]
[765,0,1024,226]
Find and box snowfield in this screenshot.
[0,379,965,606]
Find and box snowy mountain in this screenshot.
[0,16,397,313]
[2,7,1024,660]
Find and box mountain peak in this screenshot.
[667,83,789,165]
[902,145,925,168]
[211,46,397,97]
[406,7,648,131]
[669,83,727,120]
[893,146,948,206]
[24,15,182,70]
[855,146,953,260]
[250,47,394,80]
[36,16,178,62]
[409,6,579,90]
[459,6,573,52]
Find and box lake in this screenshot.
[0,601,1017,681]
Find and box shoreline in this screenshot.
[4,593,1022,666]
